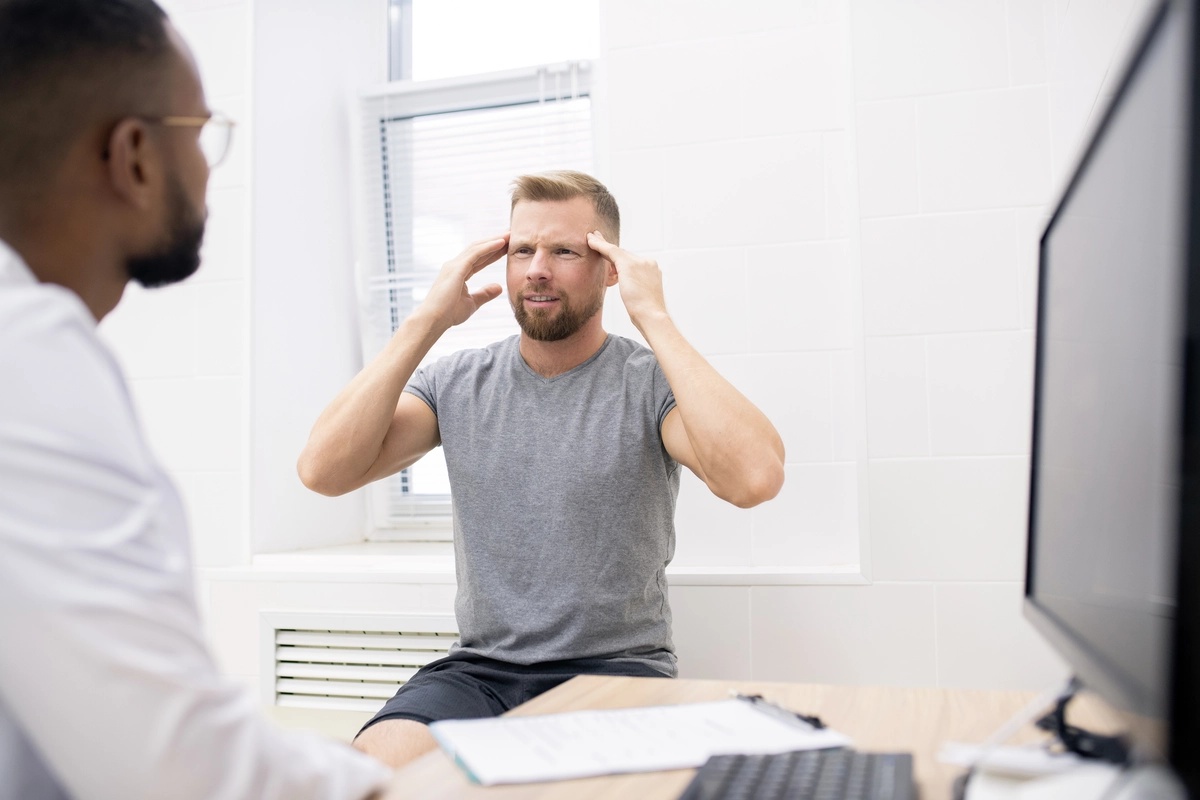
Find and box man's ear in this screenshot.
[105,118,158,210]
[605,259,619,287]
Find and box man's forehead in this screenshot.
[510,200,596,241]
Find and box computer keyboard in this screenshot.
[677,747,916,800]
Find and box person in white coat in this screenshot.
[0,1,393,797]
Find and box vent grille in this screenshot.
[263,613,458,712]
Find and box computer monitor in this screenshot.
[1025,0,1199,794]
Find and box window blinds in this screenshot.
[352,62,594,535]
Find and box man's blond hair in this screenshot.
[510,170,620,243]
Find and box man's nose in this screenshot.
[526,249,551,282]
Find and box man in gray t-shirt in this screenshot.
[300,171,785,769]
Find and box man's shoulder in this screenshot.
[602,334,660,371]
[0,272,105,378]
[423,335,518,377]
[1,263,90,336]
[0,278,148,478]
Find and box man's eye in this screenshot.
[556,249,578,257]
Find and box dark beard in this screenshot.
[127,180,205,288]
[511,287,604,341]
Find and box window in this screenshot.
[354,1,598,539]
[404,0,598,81]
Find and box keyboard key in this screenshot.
[677,747,915,800]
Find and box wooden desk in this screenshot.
[378,675,1080,799]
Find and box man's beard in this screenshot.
[511,286,604,342]
[127,179,206,288]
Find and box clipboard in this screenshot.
[429,694,852,785]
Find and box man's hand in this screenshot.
[587,232,784,508]
[419,235,509,330]
[298,234,508,497]
[586,230,668,329]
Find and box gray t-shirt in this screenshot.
[406,334,680,676]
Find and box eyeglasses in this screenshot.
[151,111,236,169]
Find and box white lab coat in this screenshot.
[0,240,392,799]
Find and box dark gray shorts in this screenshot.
[357,651,672,735]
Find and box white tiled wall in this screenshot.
[598,0,1158,690]
[101,0,1162,694]
[603,1,862,575]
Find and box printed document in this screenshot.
[429,698,851,785]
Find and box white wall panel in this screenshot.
[607,149,666,252]
[861,212,1021,336]
[855,100,919,219]
[1008,0,1051,87]
[1013,207,1047,330]
[740,353,837,464]
[604,48,671,152]
[669,586,753,680]
[193,283,245,376]
[250,0,388,554]
[830,352,859,464]
[178,472,246,568]
[750,584,938,686]
[601,0,663,50]
[824,131,854,239]
[167,3,249,100]
[658,40,746,146]
[936,583,1067,690]
[672,471,755,568]
[662,135,828,248]
[865,336,930,459]
[659,248,749,356]
[101,284,198,378]
[746,241,854,353]
[926,331,1035,457]
[640,0,817,43]
[850,0,1008,101]
[194,187,248,284]
[868,457,1029,582]
[737,27,848,137]
[129,377,243,472]
[752,464,859,568]
[918,87,1052,212]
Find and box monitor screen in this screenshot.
[1026,0,1190,758]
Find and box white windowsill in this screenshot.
[201,541,868,586]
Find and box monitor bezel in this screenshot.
[1023,0,1198,780]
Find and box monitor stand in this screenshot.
[965,763,1185,800]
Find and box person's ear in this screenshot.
[604,258,619,287]
[105,118,158,210]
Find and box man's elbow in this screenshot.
[721,460,785,509]
[296,452,351,497]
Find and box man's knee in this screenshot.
[353,718,439,769]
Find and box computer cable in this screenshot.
[1034,676,1131,766]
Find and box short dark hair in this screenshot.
[0,0,171,198]
[510,170,621,244]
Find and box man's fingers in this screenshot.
[586,230,618,258]
[470,284,503,307]
[457,235,510,276]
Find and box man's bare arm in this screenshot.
[297,235,509,496]
[587,231,785,509]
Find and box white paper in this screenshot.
[429,699,852,785]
